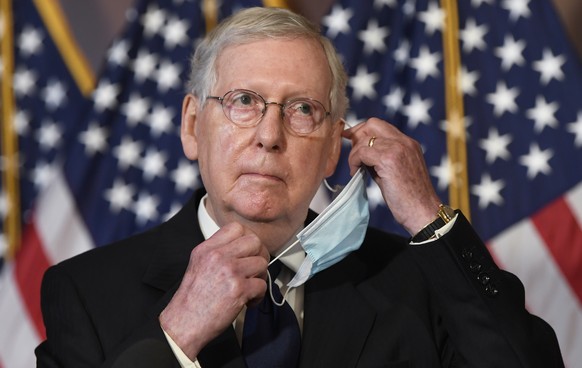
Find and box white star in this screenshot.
[495,35,526,71]
[133,50,158,83]
[525,95,559,133]
[113,136,143,169]
[121,93,150,126]
[478,127,512,164]
[108,40,130,66]
[133,192,160,224]
[519,143,553,179]
[104,179,135,212]
[374,0,396,9]
[30,162,56,190]
[155,59,181,92]
[14,109,31,136]
[322,5,353,38]
[142,5,166,37]
[348,66,380,101]
[41,80,67,110]
[402,93,433,129]
[171,160,199,193]
[93,80,120,111]
[460,18,488,53]
[358,19,389,55]
[410,46,441,81]
[418,2,444,35]
[501,0,531,21]
[19,26,43,56]
[36,120,62,151]
[459,66,480,96]
[147,104,174,137]
[382,86,404,114]
[567,111,582,147]
[431,155,455,191]
[471,173,505,209]
[141,148,167,181]
[13,68,37,97]
[393,40,411,68]
[367,182,385,210]
[532,48,565,85]
[79,122,108,155]
[486,81,519,117]
[163,16,188,48]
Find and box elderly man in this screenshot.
[37,7,563,368]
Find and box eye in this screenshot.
[291,101,314,116]
[230,91,256,107]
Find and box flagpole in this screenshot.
[440,0,471,220]
[1,0,21,260]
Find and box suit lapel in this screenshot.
[300,254,376,368]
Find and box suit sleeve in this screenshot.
[35,264,180,368]
[409,211,564,368]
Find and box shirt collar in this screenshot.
[197,194,305,273]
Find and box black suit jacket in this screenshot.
[36,190,564,367]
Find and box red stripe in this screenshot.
[531,196,582,304]
[14,221,51,340]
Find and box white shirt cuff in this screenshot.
[162,329,202,368]
[409,214,458,245]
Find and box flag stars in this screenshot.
[122,93,151,126]
[479,127,512,164]
[349,66,380,101]
[141,148,167,181]
[13,109,31,136]
[133,192,160,224]
[37,120,62,151]
[155,60,181,92]
[322,5,353,38]
[410,46,441,82]
[567,111,582,147]
[471,174,505,209]
[93,80,120,111]
[133,50,158,83]
[382,86,404,114]
[519,143,553,179]
[358,19,389,55]
[402,93,433,129]
[41,80,67,110]
[459,66,480,96]
[418,2,444,35]
[430,155,463,191]
[532,48,565,85]
[142,5,166,37]
[486,81,519,117]
[171,160,199,193]
[367,182,385,210]
[495,35,526,71]
[526,96,559,133]
[113,137,142,169]
[163,16,189,48]
[108,40,130,67]
[501,0,531,22]
[18,26,43,56]
[460,18,488,53]
[104,179,136,212]
[147,104,174,137]
[13,68,37,97]
[30,161,56,190]
[79,122,109,155]
[393,40,410,68]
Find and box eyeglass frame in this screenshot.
[206,89,332,136]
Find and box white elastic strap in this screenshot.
[267,269,293,307]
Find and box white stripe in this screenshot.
[489,218,582,368]
[565,181,582,227]
[0,265,41,368]
[35,172,93,264]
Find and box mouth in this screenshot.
[240,172,284,183]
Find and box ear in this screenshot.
[181,94,200,160]
[324,119,345,177]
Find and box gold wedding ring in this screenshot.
[368,136,377,147]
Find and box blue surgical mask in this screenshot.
[270,167,370,289]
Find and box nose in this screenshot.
[255,102,285,151]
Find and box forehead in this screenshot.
[214,38,332,99]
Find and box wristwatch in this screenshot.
[411,204,456,242]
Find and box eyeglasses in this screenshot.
[207,89,331,136]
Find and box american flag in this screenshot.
[0,0,262,366]
[322,0,582,366]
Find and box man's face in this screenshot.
[181,38,343,244]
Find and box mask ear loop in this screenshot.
[267,268,294,307]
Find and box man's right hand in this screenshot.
[159,222,269,360]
